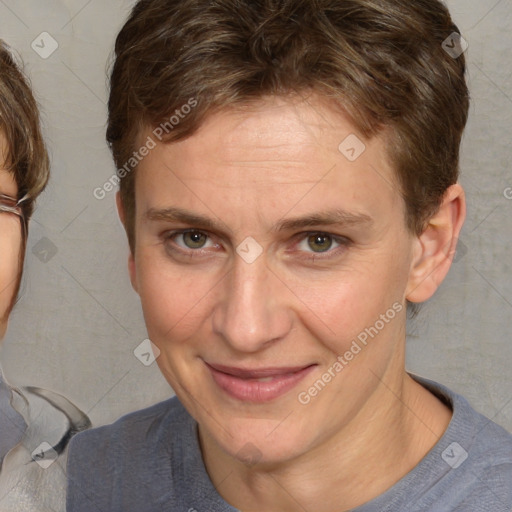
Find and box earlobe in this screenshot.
[406,184,466,303]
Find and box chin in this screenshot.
[210,414,311,466]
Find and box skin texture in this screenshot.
[0,135,22,340]
[119,94,465,511]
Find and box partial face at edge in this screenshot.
[126,95,421,464]
[0,135,22,340]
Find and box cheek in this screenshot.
[0,222,22,327]
[135,254,216,345]
[284,255,408,349]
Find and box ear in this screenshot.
[116,191,138,294]
[406,184,466,303]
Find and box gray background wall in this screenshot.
[0,0,511,431]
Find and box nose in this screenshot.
[212,255,293,353]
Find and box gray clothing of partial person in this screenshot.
[0,371,90,511]
[0,373,26,465]
[66,375,512,512]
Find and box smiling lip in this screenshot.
[206,362,316,403]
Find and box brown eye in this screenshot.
[182,231,208,249]
[307,234,333,253]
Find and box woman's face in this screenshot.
[0,136,22,340]
[127,94,418,466]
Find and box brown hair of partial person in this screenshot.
[0,40,49,230]
[107,0,469,254]
[0,40,50,310]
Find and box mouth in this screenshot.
[205,362,316,403]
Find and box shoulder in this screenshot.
[459,414,512,508]
[67,396,191,511]
[433,378,512,466]
[415,376,512,510]
[69,396,185,458]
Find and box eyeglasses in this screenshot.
[0,193,27,219]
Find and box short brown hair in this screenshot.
[0,40,49,311]
[108,0,469,253]
[0,41,49,229]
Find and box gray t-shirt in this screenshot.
[66,377,512,512]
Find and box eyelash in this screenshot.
[162,229,351,260]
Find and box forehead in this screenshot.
[134,95,404,229]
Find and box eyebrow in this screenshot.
[145,207,224,231]
[273,209,373,232]
[144,207,372,233]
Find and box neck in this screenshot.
[199,372,452,512]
